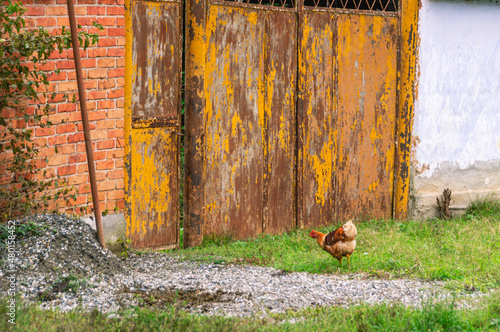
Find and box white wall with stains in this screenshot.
[412,0,500,218]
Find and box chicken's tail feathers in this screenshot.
[343,219,357,239]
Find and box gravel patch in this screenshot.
[0,214,487,317]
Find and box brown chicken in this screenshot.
[310,220,357,268]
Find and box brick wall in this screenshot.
[23,0,126,215]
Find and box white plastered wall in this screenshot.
[412,0,500,219]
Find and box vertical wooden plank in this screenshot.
[184,0,206,247]
[205,6,265,239]
[298,12,336,228]
[394,0,419,220]
[263,11,297,235]
[336,14,398,220]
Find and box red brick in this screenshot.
[98,100,115,109]
[107,129,124,139]
[68,132,85,143]
[57,60,75,70]
[77,122,96,131]
[98,17,116,26]
[96,160,114,170]
[25,18,36,28]
[91,130,106,140]
[97,139,115,150]
[98,181,116,191]
[107,6,125,15]
[48,112,69,124]
[67,70,88,81]
[97,119,116,130]
[36,17,57,26]
[88,110,107,121]
[35,126,56,137]
[107,169,123,179]
[81,59,96,68]
[87,90,106,100]
[95,170,106,181]
[57,17,70,26]
[116,37,126,46]
[97,58,115,68]
[58,165,77,176]
[115,179,124,189]
[107,48,124,57]
[93,151,106,160]
[98,38,116,47]
[48,135,67,146]
[38,147,56,158]
[107,27,125,37]
[78,163,89,173]
[108,88,124,99]
[57,144,76,155]
[115,199,125,209]
[116,57,125,67]
[99,0,116,5]
[107,189,124,200]
[115,119,124,128]
[77,184,91,194]
[116,78,125,87]
[69,154,87,164]
[83,79,98,90]
[47,71,67,81]
[58,103,77,113]
[56,123,76,134]
[116,99,124,108]
[88,48,107,58]
[68,112,82,122]
[88,68,107,79]
[116,138,125,148]
[78,0,94,4]
[107,109,123,119]
[86,101,97,111]
[108,68,124,78]
[107,148,124,159]
[27,6,45,16]
[45,6,67,16]
[116,17,125,27]
[87,6,106,15]
[98,79,115,89]
[77,17,95,26]
[58,81,78,92]
[48,155,67,166]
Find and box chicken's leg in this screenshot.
[346,254,350,268]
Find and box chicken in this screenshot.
[310,220,357,268]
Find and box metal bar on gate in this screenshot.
[66,0,105,249]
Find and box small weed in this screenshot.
[116,238,132,259]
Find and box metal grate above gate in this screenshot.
[220,0,295,8]
[303,0,398,11]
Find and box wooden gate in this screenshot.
[298,4,399,227]
[126,0,418,248]
[124,0,183,249]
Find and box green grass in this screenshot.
[1,292,499,331]
[2,199,499,330]
[169,201,500,292]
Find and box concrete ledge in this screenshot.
[82,213,126,254]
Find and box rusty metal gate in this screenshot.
[126,0,419,248]
[124,0,183,249]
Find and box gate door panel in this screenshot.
[298,2,400,226]
[298,12,336,228]
[204,4,297,239]
[336,14,398,221]
[126,0,182,249]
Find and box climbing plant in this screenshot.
[0,0,102,221]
